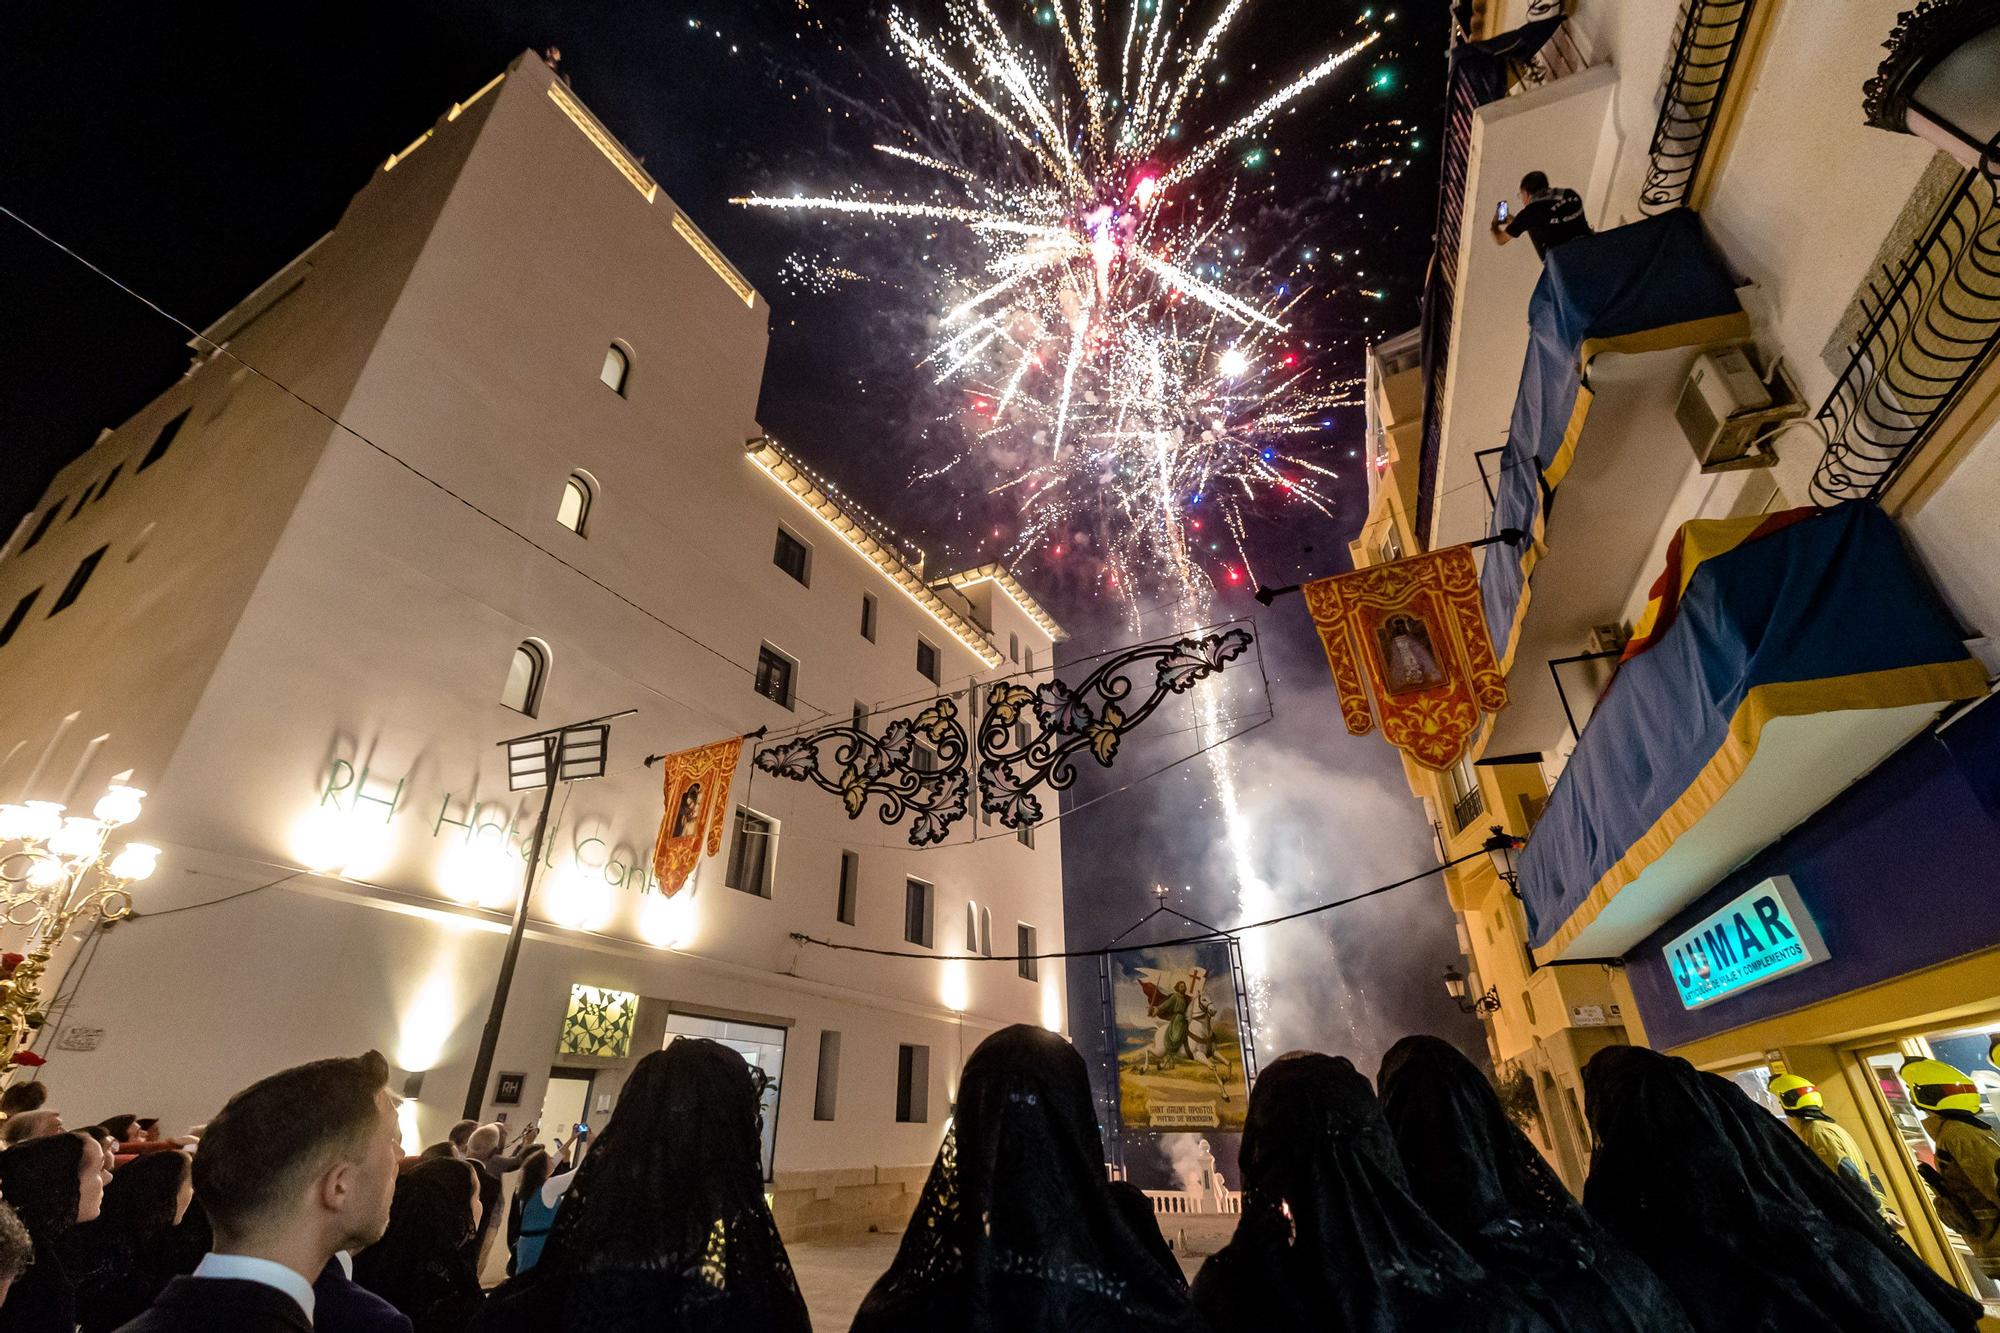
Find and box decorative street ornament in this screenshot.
[648,737,743,896]
[753,627,1255,847]
[1303,547,1507,772]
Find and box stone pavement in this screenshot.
[788,1228,1213,1327]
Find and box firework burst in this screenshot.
[736,0,1377,604]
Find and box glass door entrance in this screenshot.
[664,1010,787,1180]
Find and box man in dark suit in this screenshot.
[315,1250,413,1332]
[116,1050,402,1332]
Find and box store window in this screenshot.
[664,1011,785,1179]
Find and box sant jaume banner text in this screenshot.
[1303,547,1507,772]
[1113,940,1249,1133]
[649,738,742,896]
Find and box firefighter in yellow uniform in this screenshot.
[1903,1057,2000,1276]
[1767,1073,1901,1227]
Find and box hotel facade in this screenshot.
[1359,0,2000,1309]
[0,52,1066,1240]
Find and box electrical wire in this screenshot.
[790,845,1488,961]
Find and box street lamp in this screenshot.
[0,784,161,1068]
[1482,825,1525,898]
[1866,0,2000,172]
[1443,965,1502,1016]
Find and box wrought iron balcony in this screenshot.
[1812,162,2000,503]
[1640,0,1759,216]
[1450,784,1488,835]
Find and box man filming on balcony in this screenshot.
[1490,171,1593,259]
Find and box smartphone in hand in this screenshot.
[1495,199,1510,225]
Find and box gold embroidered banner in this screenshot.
[1303,547,1507,772]
[649,738,742,896]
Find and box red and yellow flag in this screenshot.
[650,738,742,897]
[1304,547,1508,772]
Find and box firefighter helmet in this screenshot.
[1901,1058,1984,1115]
[1767,1073,1822,1114]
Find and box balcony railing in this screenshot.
[1811,163,2000,503]
[1451,784,1487,834]
[1639,0,1758,216]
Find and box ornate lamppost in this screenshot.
[0,786,159,1069]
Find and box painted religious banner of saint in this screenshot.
[1113,941,1250,1133]
[649,738,742,897]
[1302,546,1508,772]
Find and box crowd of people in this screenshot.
[0,1026,1982,1330]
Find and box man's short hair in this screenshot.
[0,1083,47,1116]
[1,1111,60,1146]
[0,1202,29,1284]
[192,1051,389,1236]
[446,1119,477,1150]
[1520,170,1550,195]
[466,1124,502,1159]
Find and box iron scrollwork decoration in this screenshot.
[753,627,1255,847]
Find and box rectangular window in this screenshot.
[1447,755,1485,833]
[813,1031,841,1121]
[1025,646,1036,671]
[913,740,937,774]
[916,638,940,684]
[48,547,108,617]
[725,807,775,896]
[903,878,932,948]
[860,593,877,641]
[67,484,96,520]
[20,503,62,553]
[138,409,189,472]
[852,701,869,733]
[1017,823,1035,849]
[89,464,122,506]
[1018,924,1038,981]
[773,528,810,585]
[896,1044,930,1123]
[836,851,859,925]
[1009,631,1020,662]
[754,644,795,710]
[0,590,40,647]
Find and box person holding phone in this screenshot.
[1490,170,1592,259]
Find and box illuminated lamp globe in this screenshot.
[48,817,105,861]
[93,785,146,828]
[25,856,66,889]
[0,806,29,841]
[18,802,64,844]
[109,844,161,882]
[1441,965,1470,1003]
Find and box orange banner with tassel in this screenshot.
[650,737,742,897]
[1303,547,1508,772]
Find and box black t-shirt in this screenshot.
[1505,187,1592,257]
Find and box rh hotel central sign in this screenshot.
[1664,875,1829,1010]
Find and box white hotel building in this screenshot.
[0,52,1066,1238]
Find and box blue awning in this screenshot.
[1482,210,1748,669]
[1520,502,1986,960]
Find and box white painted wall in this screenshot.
[0,54,1065,1176]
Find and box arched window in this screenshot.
[965,901,980,953]
[980,906,993,957]
[600,344,630,395]
[501,640,549,717]
[557,471,595,535]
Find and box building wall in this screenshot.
[0,54,1064,1230]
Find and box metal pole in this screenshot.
[462,734,561,1121]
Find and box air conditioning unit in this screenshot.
[1675,346,1803,472]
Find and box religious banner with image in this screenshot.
[1113,940,1250,1133]
[649,737,742,896]
[1303,547,1507,772]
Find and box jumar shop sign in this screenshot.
[1664,875,1828,1010]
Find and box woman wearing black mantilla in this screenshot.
[1582,1045,1983,1333]
[1376,1035,1692,1332]
[852,1023,1204,1333]
[471,1037,810,1333]
[1192,1051,1552,1333]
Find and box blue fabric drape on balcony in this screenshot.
[1481,210,1747,668]
[1519,502,1985,954]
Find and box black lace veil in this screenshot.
[853,1023,1204,1333]
[472,1037,810,1333]
[1582,1046,1982,1333]
[1191,1051,1552,1333]
[1375,1035,1692,1332]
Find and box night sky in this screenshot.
[3,1,1485,1178]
